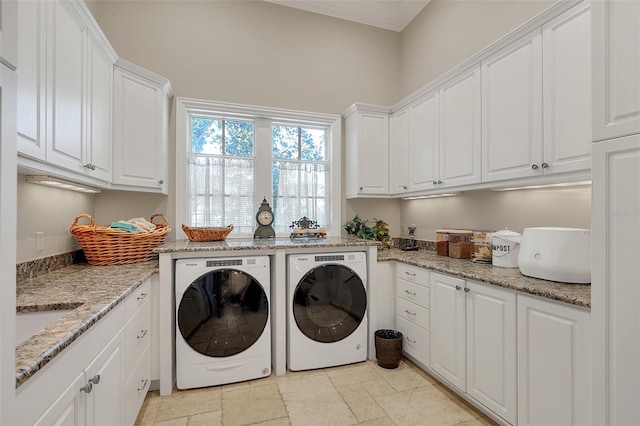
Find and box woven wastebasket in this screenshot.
[374,329,403,369]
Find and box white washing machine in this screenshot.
[175,256,271,389]
[287,252,368,371]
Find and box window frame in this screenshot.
[176,98,342,238]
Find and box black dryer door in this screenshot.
[177,269,268,357]
[293,264,366,343]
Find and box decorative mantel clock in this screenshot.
[254,197,276,239]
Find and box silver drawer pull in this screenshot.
[404,290,416,296]
[137,379,149,392]
[137,292,148,301]
[404,309,416,316]
[455,285,462,291]
[404,271,416,277]
[89,374,100,385]
[137,329,149,340]
[80,382,93,394]
[406,336,416,344]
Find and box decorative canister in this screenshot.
[491,228,522,268]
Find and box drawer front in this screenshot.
[124,297,151,377]
[397,297,430,330]
[124,345,151,426]
[397,278,430,307]
[125,279,151,320]
[396,315,430,367]
[396,263,428,285]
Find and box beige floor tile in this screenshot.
[327,362,383,387]
[455,417,497,426]
[360,378,397,398]
[223,397,288,425]
[251,417,292,425]
[153,417,189,426]
[155,387,222,423]
[134,399,159,425]
[375,364,432,393]
[187,410,222,426]
[285,401,358,426]
[356,418,397,426]
[376,386,476,426]
[223,382,282,400]
[336,383,388,422]
[279,374,342,402]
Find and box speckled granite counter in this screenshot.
[15,261,158,388]
[378,248,590,309]
[154,236,378,253]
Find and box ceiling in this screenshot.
[264,0,430,32]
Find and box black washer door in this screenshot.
[293,264,366,343]
[178,269,268,357]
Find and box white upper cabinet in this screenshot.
[439,65,481,188]
[408,90,439,192]
[592,0,640,141]
[112,59,171,193]
[343,104,390,198]
[45,0,86,173]
[543,2,592,174]
[482,29,543,182]
[0,0,17,68]
[16,0,45,160]
[389,108,409,195]
[17,0,116,183]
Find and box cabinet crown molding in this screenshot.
[115,58,173,98]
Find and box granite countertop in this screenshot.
[154,235,379,253]
[15,261,158,388]
[378,248,591,309]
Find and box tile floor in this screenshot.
[135,360,496,426]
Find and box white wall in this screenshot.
[16,175,95,262]
[401,187,591,240]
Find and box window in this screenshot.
[176,99,341,237]
[272,124,329,233]
[188,117,255,234]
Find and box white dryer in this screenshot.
[175,256,271,389]
[287,252,367,371]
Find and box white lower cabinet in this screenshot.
[16,276,155,426]
[430,273,516,425]
[517,294,591,426]
[394,264,430,369]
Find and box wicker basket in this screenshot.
[374,329,403,369]
[70,213,171,266]
[181,224,233,241]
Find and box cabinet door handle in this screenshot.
[464,287,470,293]
[404,289,416,296]
[137,292,148,301]
[432,180,438,185]
[437,180,442,184]
[404,271,416,277]
[80,382,93,394]
[541,162,549,169]
[455,285,462,291]
[137,379,149,392]
[405,336,416,344]
[83,163,96,171]
[531,164,539,170]
[402,185,407,190]
[359,186,363,190]
[137,329,149,340]
[89,374,101,385]
[404,309,416,316]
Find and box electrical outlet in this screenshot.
[36,232,44,251]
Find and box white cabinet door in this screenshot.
[592,0,640,141]
[543,2,592,174]
[33,371,86,426]
[0,0,17,68]
[517,294,591,426]
[112,67,166,190]
[465,281,516,425]
[85,332,124,426]
[375,262,394,331]
[389,108,409,194]
[343,104,390,197]
[430,272,465,391]
[408,91,439,192]
[482,29,543,182]
[592,134,640,425]
[439,65,481,188]
[86,34,113,182]
[16,0,45,160]
[45,0,86,173]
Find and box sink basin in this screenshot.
[16,309,73,345]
